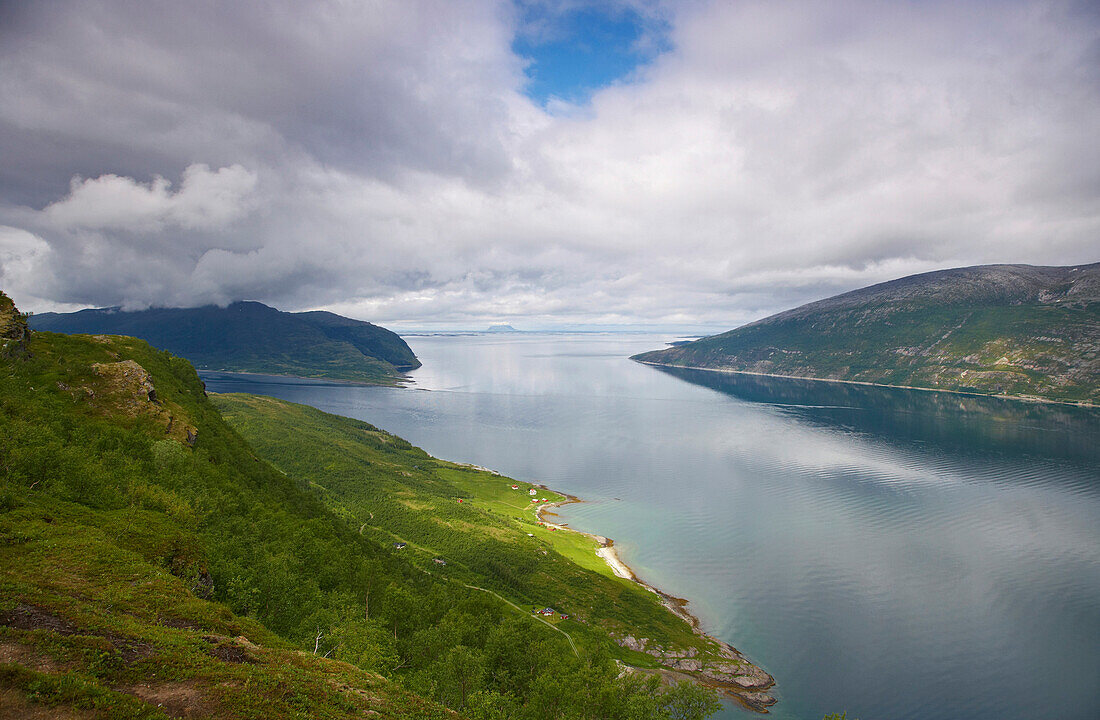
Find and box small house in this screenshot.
[394,542,407,550]
[511,485,519,490]
[433,558,447,566]
[529,489,537,496]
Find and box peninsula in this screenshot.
[633,263,1100,404]
[29,300,419,386]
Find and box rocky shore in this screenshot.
[535,495,777,712]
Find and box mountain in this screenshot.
[1,292,730,719]
[28,301,420,385]
[633,263,1100,404]
[484,324,519,333]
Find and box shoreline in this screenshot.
[534,493,777,712]
[634,360,1096,408]
[197,369,410,389]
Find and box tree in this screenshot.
[660,681,721,720]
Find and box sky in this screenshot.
[0,0,1097,332]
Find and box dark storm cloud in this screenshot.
[0,1,520,203]
[0,0,1097,328]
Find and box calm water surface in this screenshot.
[202,333,1100,720]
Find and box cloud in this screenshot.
[0,0,1097,328]
[44,164,257,232]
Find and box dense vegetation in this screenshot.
[213,394,710,654]
[634,263,1100,403]
[28,300,420,385]
[1,293,721,719]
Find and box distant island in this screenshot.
[633,263,1100,404]
[28,301,420,385]
[484,323,520,333]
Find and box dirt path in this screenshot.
[460,583,579,657]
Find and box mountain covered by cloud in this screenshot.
[1,0,1097,329]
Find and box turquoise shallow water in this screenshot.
[202,333,1100,720]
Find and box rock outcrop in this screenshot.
[0,292,29,358]
[86,359,198,446]
[614,634,776,711]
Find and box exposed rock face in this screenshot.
[617,634,647,652]
[740,691,779,709]
[86,359,198,446]
[613,634,775,711]
[93,359,158,406]
[0,292,29,359]
[701,660,774,689]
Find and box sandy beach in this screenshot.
[596,545,635,580]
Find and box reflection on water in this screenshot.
[653,366,1100,466]
[202,334,1100,720]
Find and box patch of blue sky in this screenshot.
[512,1,671,107]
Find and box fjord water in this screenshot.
[202,334,1100,720]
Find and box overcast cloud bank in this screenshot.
[1,0,1097,329]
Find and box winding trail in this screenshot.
[461,583,579,657]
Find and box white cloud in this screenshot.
[0,225,81,312]
[44,164,257,232]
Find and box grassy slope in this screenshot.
[0,328,456,718]
[29,302,415,385]
[211,394,714,667]
[635,268,1100,404]
[1,304,723,718]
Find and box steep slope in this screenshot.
[1,293,724,719]
[634,263,1100,403]
[28,301,418,384]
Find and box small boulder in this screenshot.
[739,691,777,710]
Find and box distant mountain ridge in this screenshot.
[633,263,1100,404]
[29,300,420,385]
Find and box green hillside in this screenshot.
[1,293,726,719]
[28,301,420,385]
[210,394,777,713]
[634,263,1100,404]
